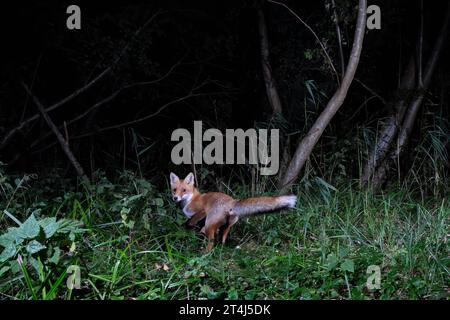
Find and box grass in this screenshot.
[0,171,448,300]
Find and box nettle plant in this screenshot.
[0,211,85,282]
[101,171,166,230]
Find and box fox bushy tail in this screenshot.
[231,195,297,217]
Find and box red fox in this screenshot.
[169,172,297,252]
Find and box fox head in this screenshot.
[169,172,195,203]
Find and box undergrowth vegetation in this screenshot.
[0,166,448,300]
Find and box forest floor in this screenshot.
[0,170,448,300]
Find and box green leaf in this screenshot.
[9,260,20,274]
[26,240,46,254]
[142,214,150,231]
[39,217,59,238]
[340,259,355,273]
[29,256,42,276]
[154,198,164,207]
[0,266,10,277]
[21,214,40,239]
[227,288,238,300]
[338,247,349,258]
[0,227,24,247]
[0,244,17,262]
[128,194,144,202]
[57,219,84,234]
[325,253,338,270]
[48,247,61,264]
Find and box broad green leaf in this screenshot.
[0,244,17,262]
[21,214,40,239]
[48,247,61,264]
[0,266,10,277]
[9,260,20,274]
[44,222,59,238]
[39,217,59,239]
[340,259,355,273]
[26,240,46,254]
[325,253,338,270]
[339,247,349,258]
[0,228,20,247]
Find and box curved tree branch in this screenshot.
[280,0,367,190]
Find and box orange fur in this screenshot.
[169,172,297,251]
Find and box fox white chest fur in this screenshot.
[181,200,195,218]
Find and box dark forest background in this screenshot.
[1,0,448,192]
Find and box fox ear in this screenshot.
[185,172,195,185]
[169,172,179,184]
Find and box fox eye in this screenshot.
[182,188,186,192]
[172,188,176,192]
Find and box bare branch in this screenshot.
[73,91,228,139]
[354,78,386,105]
[0,67,111,149]
[22,82,89,182]
[0,10,165,150]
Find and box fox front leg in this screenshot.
[186,211,206,227]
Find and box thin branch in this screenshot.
[0,10,165,150]
[354,78,386,105]
[0,67,110,149]
[30,89,232,153]
[331,0,346,79]
[10,54,189,155]
[22,82,89,182]
[73,91,228,139]
[122,52,187,90]
[268,0,340,85]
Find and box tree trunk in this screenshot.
[279,0,367,190]
[371,5,450,189]
[360,56,416,185]
[258,7,283,114]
